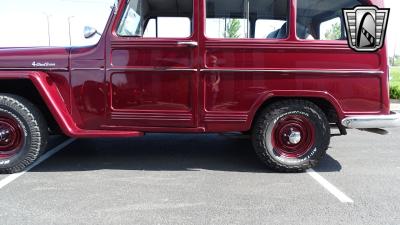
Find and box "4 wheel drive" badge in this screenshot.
[31,61,56,67]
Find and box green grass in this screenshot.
[390,67,400,86]
[394,57,400,67]
[390,67,400,99]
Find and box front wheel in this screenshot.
[252,100,330,172]
[0,94,48,174]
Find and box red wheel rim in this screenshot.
[271,115,315,158]
[0,113,24,159]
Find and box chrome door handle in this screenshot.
[177,41,198,47]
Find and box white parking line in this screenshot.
[307,169,353,203]
[0,138,75,189]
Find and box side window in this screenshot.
[319,17,342,40]
[255,19,287,39]
[143,18,157,37]
[117,0,193,38]
[205,0,289,39]
[297,0,362,40]
[117,0,142,36]
[206,18,248,38]
[143,17,191,38]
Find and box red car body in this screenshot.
[0,0,398,173]
[0,0,391,137]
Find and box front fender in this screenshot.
[0,71,143,138]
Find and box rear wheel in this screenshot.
[0,94,48,174]
[252,100,330,172]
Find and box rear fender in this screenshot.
[248,90,345,129]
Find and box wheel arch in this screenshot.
[0,71,143,138]
[0,71,80,137]
[0,78,60,134]
[247,91,344,131]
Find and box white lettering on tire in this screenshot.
[0,160,11,165]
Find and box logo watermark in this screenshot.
[343,6,390,52]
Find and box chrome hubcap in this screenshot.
[288,130,302,145]
[0,126,12,143]
[272,115,315,158]
[0,115,24,158]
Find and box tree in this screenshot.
[324,22,341,40]
[394,55,400,67]
[225,19,241,38]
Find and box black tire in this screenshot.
[0,94,48,174]
[252,99,330,172]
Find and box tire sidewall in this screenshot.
[262,105,329,167]
[0,106,32,168]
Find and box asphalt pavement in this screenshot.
[0,128,399,225]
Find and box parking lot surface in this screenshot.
[0,129,399,225]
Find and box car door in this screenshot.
[106,0,199,128]
[200,0,291,131]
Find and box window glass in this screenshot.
[297,0,362,40]
[206,18,248,38]
[205,0,289,39]
[320,17,342,40]
[143,18,156,37]
[255,19,286,39]
[117,0,193,38]
[143,17,191,38]
[158,17,191,38]
[117,0,142,36]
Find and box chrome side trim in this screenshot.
[200,69,384,74]
[342,112,400,129]
[204,113,248,122]
[111,112,193,121]
[107,68,197,72]
[0,68,69,71]
[71,68,105,71]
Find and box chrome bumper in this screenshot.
[342,111,400,129]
